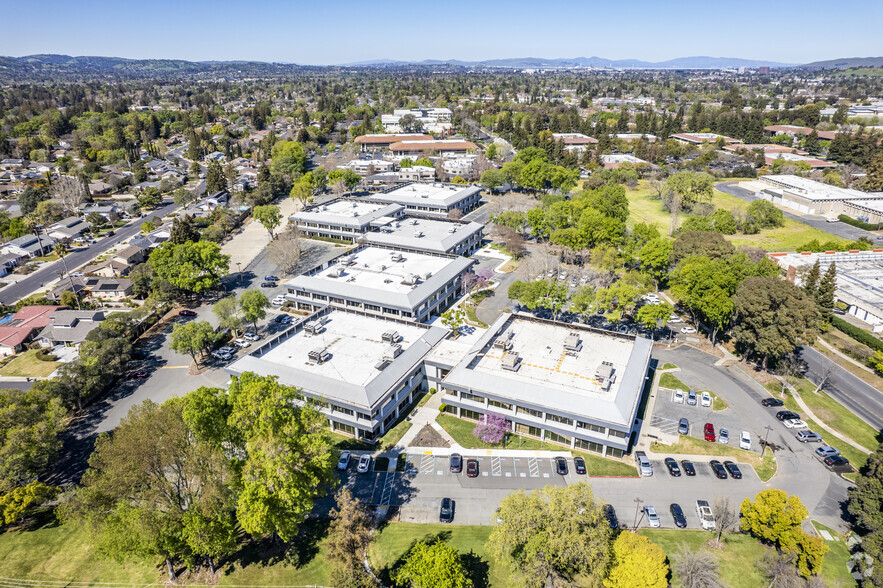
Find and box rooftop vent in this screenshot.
[304,321,324,335]
[413,231,423,238]
[308,347,331,364]
[564,332,582,352]
[382,330,400,343]
[401,274,418,286]
[448,226,458,233]
[411,219,419,225]
[328,266,345,278]
[501,352,520,372]
[383,344,402,361]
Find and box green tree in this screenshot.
[710,208,738,234]
[487,484,611,588]
[169,321,217,366]
[593,282,646,321]
[253,204,282,240]
[507,279,569,318]
[213,295,243,332]
[149,241,230,295]
[803,259,821,297]
[326,488,378,588]
[636,301,674,333]
[393,540,471,588]
[0,386,66,493]
[670,231,735,263]
[816,262,836,323]
[270,141,308,177]
[206,160,227,194]
[137,187,162,210]
[228,373,335,541]
[440,308,466,331]
[864,151,883,192]
[746,199,785,229]
[170,215,200,244]
[289,179,313,209]
[740,489,808,552]
[0,481,57,526]
[804,130,821,154]
[603,532,668,588]
[17,186,49,215]
[480,169,506,192]
[848,442,883,536]
[732,277,819,367]
[240,290,269,330]
[639,238,673,285]
[665,171,714,209]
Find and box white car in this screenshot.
[668,316,683,323]
[233,338,251,348]
[337,451,351,471]
[740,431,751,450]
[681,327,697,334]
[242,332,261,341]
[357,454,372,473]
[644,505,660,528]
[700,391,712,407]
[784,419,807,429]
[673,390,685,404]
[217,346,234,354]
[271,296,286,306]
[580,275,589,284]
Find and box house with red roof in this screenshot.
[0,305,64,356]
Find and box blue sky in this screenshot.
[1,0,881,65]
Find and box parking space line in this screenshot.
[512,458,519,477]
[492,456,502,476]
[528,457,539,477]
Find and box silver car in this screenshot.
[687,389,697,406]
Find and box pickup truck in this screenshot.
[634,451,653,477]
[696,500,716,531]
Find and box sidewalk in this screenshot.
[816,337,876,376]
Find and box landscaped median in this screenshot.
[658,372,727,411]
[436,414,638,477]
[651,435,777,482]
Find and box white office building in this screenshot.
[382,108,453,133]
[369,183,481,217]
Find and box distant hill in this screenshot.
[341,55,794,69]
[802,56,883,69]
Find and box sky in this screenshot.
[1,0,881,65]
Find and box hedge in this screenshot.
[837,214,883,232]
[831,316,883,353]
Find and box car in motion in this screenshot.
[573,456,586,475]
[178,309,197,317]
[264,275,280,282]
[723,461,742,479]
[337,451,351,470]
[709,460,728,479]
[357,454,372,473]
[466,459,479,477]
[670,503,687,528]
[680,460,696,476]
[439,497,454,523]
[644,505,660,528]
[555,457,568,475]
[664,457,681,477]
[762,397,784,407]
[449,453,462,473]
[704,423,716,442]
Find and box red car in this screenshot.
[128,370,148,378]
[704,423,716,442]
[466,459,479,478]
[179,309,197,317]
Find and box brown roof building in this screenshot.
[354,134,433,151]
[388,140,477,156]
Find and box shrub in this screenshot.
[838,214,883,231]
[34,349,58,362]
[472,412,510,444]
[831,316,883,353]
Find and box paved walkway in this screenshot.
[816,336,877,375]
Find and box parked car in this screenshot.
[670,503,687,528]
[128,370,148,379]
[264,275,280,281]
[644,505,661,528]
[776,410,800,421]
[281,315,293,324]
[271,296,286,305]
[357,454,372,473]
[212,351,233,361]
[673,390,684,404]
[704,423,716,442]
[700,391,712,407]
[274,314,286,323]
[570,277,578,288]
[178,309,197,316]
[450,453,462,473]
[784,419,807,429]
[723,461,742,479]
[762,398,785,407]
[466,459,479,477]
[678,418,689,435]
[718,428,729,444]
[664,457,681,477]
[260,282,276,288]
[242,332,261,341]
[603,504,618,528]
[815,446,841,458]
[337,451,351,471]
[555,457,568,475]
[824,456,850,468]
[687,389,697,406]
[574,456,586,475]
[217,346,234,354]
[681,460,696,476]
[439,497,454,523]
[233,338,251,348]
[709,460,728,479]
[740,431,751,450]
[635,451,653,476]
[681,327,697,334]
[668,315,682,323]
[796,430,823,443]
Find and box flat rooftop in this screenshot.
[365,217,483,253]
[370,183,480,207]
[444,314,653,427]
[292,199,402,226]
[227,310,448,408]
[760,175,883,201]
[772,251,883,313]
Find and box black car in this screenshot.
[762,397,784,407]
[450,453,462,473]
[723,461,742,479]
[466,459,479,477]
[680,460,696,476]
[260,282,276,288]
[664,457,681,477]
[555,457,568,476]
[573,456,586,475]
[670,503,687,528]
[274,314,285,323]
[602,504,618,529]
[439,497,454,523]
[824,456,850,468]
[776,410,800,421]
[710,460,728,479]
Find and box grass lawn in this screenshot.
[712,392,728,411]
[369,523,507,587]
[661,362,678,370]
[659,372,689,391]
[378,415,414,451]
[329,431,374,451]
[811,521,858,588]
[797,384,881,451]
[641,529,770,588]
[815,342,883,394]
[0,349,60,378]
[651,435,778,482]
[464,303,489,328]
[436,414,638,477]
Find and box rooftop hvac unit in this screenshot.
[595,361,614,380]
[352,202,358,207]
[501,352,520,372]
[564,332,582,352]
[382,330,400,343]
[423,272,432,280]
[382,344,402,361]
[401,274,417,285]
[390,252,403,262]
[329,266,345,278]
[448,226,458,233]
[308,347,331,363]
[600,378,612,392]
[304,321,324,335]
[493,337,511,350]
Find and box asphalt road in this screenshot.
[800,345,883,431]
[0,200,179,305]
[716,182,880,243]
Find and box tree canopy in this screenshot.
[149,241,230,295]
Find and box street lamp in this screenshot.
[633,497,643,532]
[236,262,242,285]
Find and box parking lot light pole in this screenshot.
[633,497,643,532]
[236,262,242,285]
[761,425,774,451]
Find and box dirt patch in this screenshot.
[409,424,450,448]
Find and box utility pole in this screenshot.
[761,425,774,451]
[632,497,643,532]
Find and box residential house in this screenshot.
[48,276,134,301]
[0,159,24,171]
[0,305,63,356]
[47,217,90,242]
[82,204,119,223]
[35,310,106,347]
[2,234,56,258]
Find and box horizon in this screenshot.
[1,0,881,65]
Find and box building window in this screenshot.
[331,297,345,304]
[360,429,375,440]
[607,447,625,458]
[461,392,485,404]
[357,412,371,421]
[546,414,573,427]
[384,414,395,426]
[365,304,381,312]
[609,429,628,439]
[442,404,457,414]
[574,439,604,454]
[515,423,542,438]
[336,422,355,435]
[546,431,572,445]
[461,409,481,421]
[517,406,543,418]
[577,422,605,434]
[331,404,354,417]
[488,399,512,411]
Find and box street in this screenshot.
[800,345,883,430]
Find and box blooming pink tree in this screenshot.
[472,412,510,445]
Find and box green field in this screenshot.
[659,372,689,390]
[812,521,857,588]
